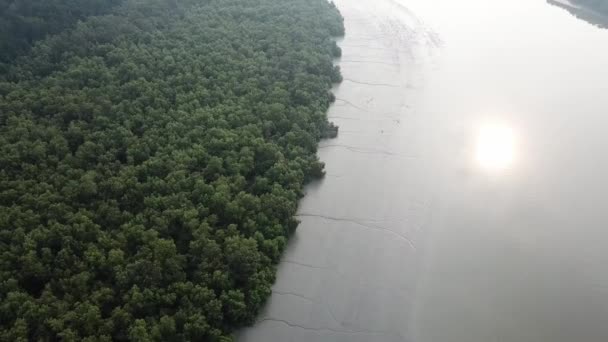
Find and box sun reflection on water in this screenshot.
[475,123,516,171]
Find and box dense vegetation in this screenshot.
[0,0,124,67]
[548,0,608,28]
[571,0,608,15]
[0,0,343,340]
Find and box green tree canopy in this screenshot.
[0,0,344,340]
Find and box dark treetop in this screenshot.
[0,0,125,67]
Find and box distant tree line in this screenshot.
[548,0,608,28]
[571,0,608,15]
[0,0,343,340]
[0,0,125,68]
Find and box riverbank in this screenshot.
[237,0,433,340]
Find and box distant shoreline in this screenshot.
[550,0,581,10]
[548,0,608,28]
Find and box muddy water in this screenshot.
[238,0,608,341]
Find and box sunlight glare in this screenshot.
[475,123,516,171]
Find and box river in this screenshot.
[238,0,608,341]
